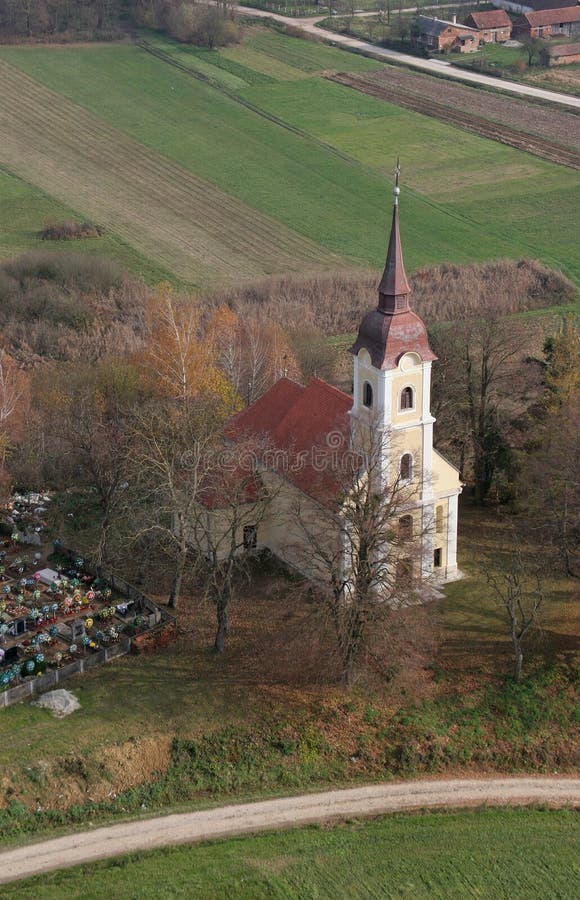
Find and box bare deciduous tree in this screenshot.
[130,401,219,609]
[193,451,273,653]
[34,359,137,563]
[131,395,273,650]
[292,423,427,684]
[521,318,580,578]
[486,544,547,683]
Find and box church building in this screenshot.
[217,181,462,588]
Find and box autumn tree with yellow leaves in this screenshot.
[209,304,299,405]
[139,286,240,413]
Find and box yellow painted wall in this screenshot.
[433,449,461,495]
[432,497,449,570]
[258,472,341,580]
[390,426,423,494]
[391,370,422,426]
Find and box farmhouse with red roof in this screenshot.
[513,5,580,38]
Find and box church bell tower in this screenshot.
[349,172,439,579]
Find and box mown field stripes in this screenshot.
[137,41,367,169]
[0,59,334,286]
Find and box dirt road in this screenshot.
[235,6,580,110]
[1,777,578,884]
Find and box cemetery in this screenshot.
[0,493,173,708]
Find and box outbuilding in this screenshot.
[463,10,513,42]
[540,39,580,62]
[513,6,580,38]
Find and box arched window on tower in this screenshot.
[363,382,373,408]
[398,514,413,542]
[400,453,413,481]
[400,386,414,411]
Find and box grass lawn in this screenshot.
[452,42,529,72]
[0,29,577,285]
[4,809,579,898]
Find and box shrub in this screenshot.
[39,220,105,241]
[165,2,239,49]
[0,252,147,364]
[3,251,125,294]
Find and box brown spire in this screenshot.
[377,163,411,314]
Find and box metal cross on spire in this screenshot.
[393,157,401,205]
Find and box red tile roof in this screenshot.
[464,10,512,29]
[227,377,304,440]
[201,465,261,510]
[518,7,580,25]
[544,40,580,55]
[228,377,354,504]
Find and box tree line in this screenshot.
[0,1,238,46]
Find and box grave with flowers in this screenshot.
[0,502,174,707]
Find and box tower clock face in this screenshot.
[399,352,421,372]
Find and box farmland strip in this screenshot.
[327,72,580,172]
[137,41,366,170]
[0,59,334,285]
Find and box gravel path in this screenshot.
[235,6,580,110]
[1,777,579,884]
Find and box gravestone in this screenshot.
[147,610,161,629]
[70,619,86,643]
[4,646,19,665]
[6,618,27,637]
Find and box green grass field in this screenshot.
[0,28,578,287]
[4,809,579,898]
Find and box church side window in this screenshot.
[400,386,414,411]
[400,453,413,481]
[435,505,444,533]
[398,515,413,542]
[363,382,373,408]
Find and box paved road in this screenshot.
[236,6,580,110]
[1,777,579,884]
